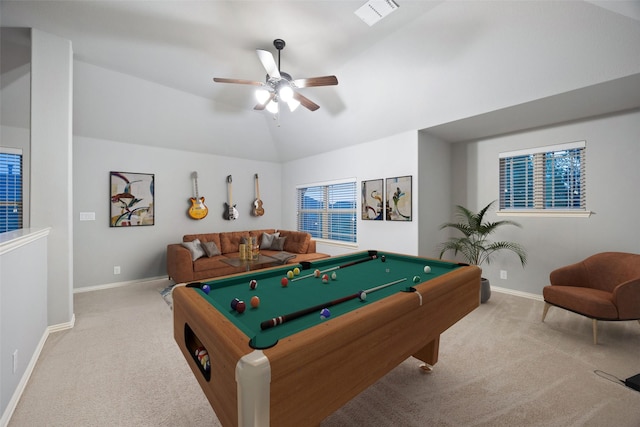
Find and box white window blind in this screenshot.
[499,141,586,212]
[0,147,23,233]
[297,180,357,243]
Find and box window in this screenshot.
[0,147,23,233]
[297,180,357,243]
[499,141,586,215]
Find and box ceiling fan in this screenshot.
[213,39,338,113]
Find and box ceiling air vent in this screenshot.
[355,0,400,26]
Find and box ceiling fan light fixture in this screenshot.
[278,84,294,103]
[255,88,271,104]
[266,99,279,114]
[287,98,301,112]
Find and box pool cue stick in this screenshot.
[290,254,378,283]
[260,277,406,330]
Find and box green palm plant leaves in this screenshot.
[439,200,527,267]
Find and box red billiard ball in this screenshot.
[249,279,258,290]
[236,300,246,314]
[281,277,289,287]
[321,274,329,283]
[250,296,260,308]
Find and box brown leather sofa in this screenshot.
[166,229,329,284]
[542,252,640,344]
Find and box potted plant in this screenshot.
[438,200,527,303]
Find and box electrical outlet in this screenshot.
[114,266,121,275]
[13,350,18,373]
[500,270,508,280]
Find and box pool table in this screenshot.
[173,250,481,427]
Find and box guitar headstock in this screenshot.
[227,175,232,183]
[192,171,198,179]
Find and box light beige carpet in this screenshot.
[8,279,640,426]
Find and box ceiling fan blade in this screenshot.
[293,91,320,111]
[213,77,263,86]
[256,49,281,79]
[292,75,338,88]
[254,92,275,110]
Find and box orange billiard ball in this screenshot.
[250,296,260,308]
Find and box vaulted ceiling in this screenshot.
[2,1,640,162]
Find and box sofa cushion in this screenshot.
[250,229,277,247]
[201,241,221,257]
[181,239,205,261]
[193,256,231,273]
[220,231,251,254]
[277,230,311,254]
[270,236,287,251]
[260,232,280,250]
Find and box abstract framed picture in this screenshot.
[110,171,155,227]
[386,175,412,221]
[361,179,384,220]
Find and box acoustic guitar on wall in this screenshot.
[188,171,208,220]
[223,175,239,220]
[252,173,265,216]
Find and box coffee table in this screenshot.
[221,254,278,271]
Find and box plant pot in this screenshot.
[480,277,491,303]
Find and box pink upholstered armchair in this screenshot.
[542,252,640,344]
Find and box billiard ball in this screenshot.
[231,297,240,310]
[201,284,210,294]
[413,275,421,283]
[250,295,260,308]
[293,267,301,275]
[424,266,431,273]
[381,255,386,262]
[314,269,321,278]
[358,290,367,301]
[320,308,331,319]
[321,274,329,283]
[281,277,289,287]
[331,272,337,280]
[287,270,294,279]
[236,300,246,314]
[249,279,258,290]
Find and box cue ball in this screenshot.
[250,296,260,308]
[314,269,321,278]
[322,274,329,283]
[249,279,258,290]
[320,308,331,319]
[281,277,289,287]
[331,272,337,280]
[381,255,386,262]
[293,267,301,275]
[413,275,421,283]
[236,300,246,314]
[231,297,240,310]
[424,266,431,273]
[359,291,367,301]
[201,284,210,294]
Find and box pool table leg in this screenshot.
[412,336,439,372]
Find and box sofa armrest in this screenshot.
[613,277,640,320]
[306,239,317,254]
[167,244,194,283]
[549,262,589,288]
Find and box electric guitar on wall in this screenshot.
[188,171,208,220]
[223,175,239,220]
[252,173,265,216]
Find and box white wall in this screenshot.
[450,109,640,295]
[281,131,420,256]
[73,136,282,289]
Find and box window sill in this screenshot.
[314,238,359,249]
[497,210,592,218]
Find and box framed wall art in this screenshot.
[361,179,384,220]
[386,175,412,221]
[110,171,155,227]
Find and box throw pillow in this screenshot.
[201,241,221,257]
[182,239,205,261]
[270,236,287,251]
[260,232,280,250]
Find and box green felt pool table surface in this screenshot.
[190,251,463,349]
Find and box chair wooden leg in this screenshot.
[592,319,598,345]
[542,302,551,322]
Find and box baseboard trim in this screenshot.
[73,275,168,293]
[492,285,544,302]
